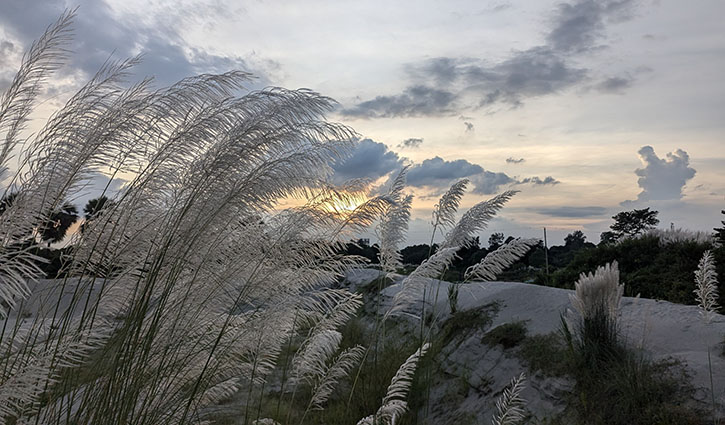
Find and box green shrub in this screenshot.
[482,321,528,349]
[518,333,570,377]
[542,236,724,305]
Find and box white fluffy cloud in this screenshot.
[630,145,696,202]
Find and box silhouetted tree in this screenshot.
[83,195,113,219]
[401,243,436,265]
[599,231,618,245]
[564,230,587,249]
[488,232,504,250]
[40,202,79,246]
[81,196,115,233]
[340,238,379,264]
[609,207,659,239]
[2,193,79,246]
[714,210,725,244]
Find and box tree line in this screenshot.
[342,207,725,305]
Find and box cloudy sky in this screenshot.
[1,0,723,244]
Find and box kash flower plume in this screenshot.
[694,250,720,324]
[492,373,527,425]
[570,262,624,320]
[356,343,430,425]
[442,190,517,249]
[432,179,469,233]
[465,237,539,281]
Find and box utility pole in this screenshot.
[543,227,549,284]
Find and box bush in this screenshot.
[557,262,703,425]
[482,321,528,349]
[542,235,724,304]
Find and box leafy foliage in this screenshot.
[83,195,114,220]
[38,202,78,244]
[607,207,659,240]
[545,235,725,305]
[482,322,528,349]
[714,209,725,245]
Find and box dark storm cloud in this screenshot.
[627,146,696,202]
[411,51,587,106]
[345,49,587,115]
[344,0,641,116]
[538,206,607,217]
[407,157,484,187]
[340,85,458,118]
[0,0,265,91]
[405,156,558,195]
[470,47,588,106]
[398,138,423,149]
[470,170,516,194]
[333,144,559,196]
[487,2,513,13]
[506,157,525,164]
[331,139,404,183]
[546,0,636,53]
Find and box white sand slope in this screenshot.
[345,268,725,422]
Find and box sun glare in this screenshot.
[321,193,369,215]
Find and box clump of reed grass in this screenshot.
[0,11,399,425]
[564,262,624,365]
[559,261,704,425]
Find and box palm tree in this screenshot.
[39,202,78,245]
[83,195,113,220]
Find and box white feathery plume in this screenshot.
[385,247,459,320]
[375,166,411,272]
[0,11,74,316]
[491,372,527,425]
[308,345,365,409]
[465,238,539,282]
[570,262,623,320]
[306,290,363,335]
[198,377,242,406]
[356,343,430,425]
[386,166,410,204]
[291,329,343,384]
[639,228,717,247]
[432,179,468,231]
[0,246,45,318]
[0,324,109,422]
[377,194,413,272]
[694,250,720,324]
[0,10,74,180]
[441,190,517,249]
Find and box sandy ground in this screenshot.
[346,268,725,421]
[4,271,723,423]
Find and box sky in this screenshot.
[1,0,724,245]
